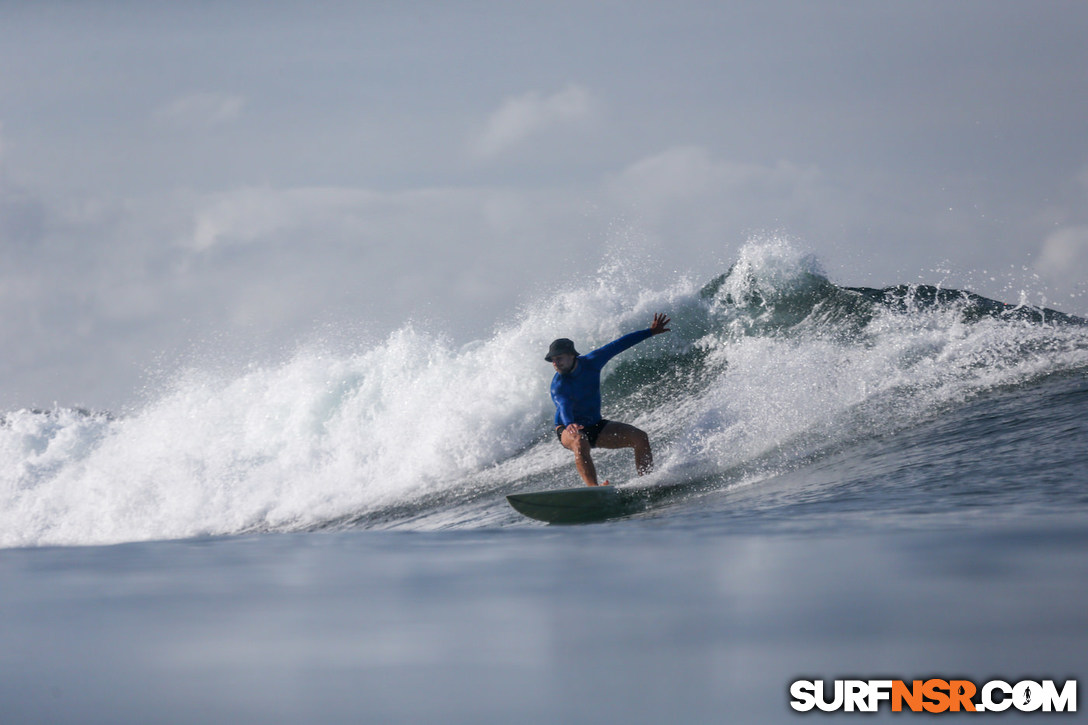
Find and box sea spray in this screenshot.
[0,263,692,546]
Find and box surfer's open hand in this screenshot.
[650,313,671,335]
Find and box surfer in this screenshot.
[546,313,671,486]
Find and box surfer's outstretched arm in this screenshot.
[582,313,671,366]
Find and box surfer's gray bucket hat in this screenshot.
[545,338,579,362]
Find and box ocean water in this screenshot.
[2,240,1086,723]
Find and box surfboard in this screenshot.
[506,485,649,524]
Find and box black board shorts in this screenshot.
[555,419,611,448]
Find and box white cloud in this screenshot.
[185,186,456,251]
[188,187,326,251]
[176,183,598,324]
[471,84,597,159]
[1035,226,1088,285]
[154,92,246,128]
[605,146,828,230]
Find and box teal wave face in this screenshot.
[700,261,1085,343]
[844,284,1086,326]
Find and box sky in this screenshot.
[2,0,1088,411]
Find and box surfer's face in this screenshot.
[551,353,576,374]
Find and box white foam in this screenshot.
[0,262,694,546]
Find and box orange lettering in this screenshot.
[892,680,924,712]
[923,679,950,713]
[949,680,977,712]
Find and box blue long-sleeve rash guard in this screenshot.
[551,328,653,429]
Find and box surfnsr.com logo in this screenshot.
[789,679,1077,713]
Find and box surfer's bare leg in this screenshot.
[560,424,607,486]
[595,422,653,476]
